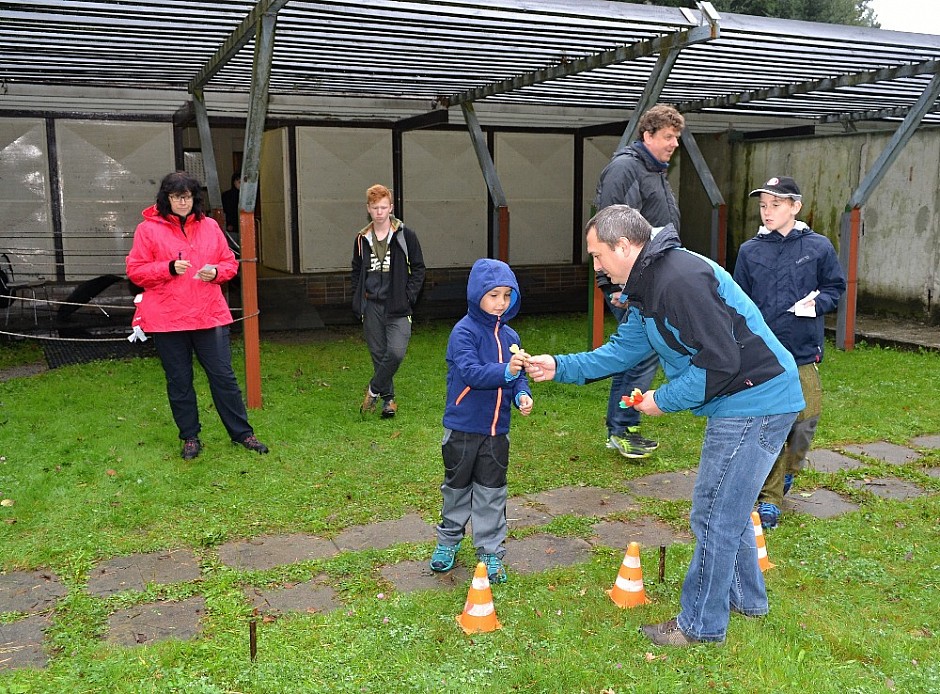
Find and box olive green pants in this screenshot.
[758,363,822,507]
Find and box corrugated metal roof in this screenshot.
[2,0,939,129]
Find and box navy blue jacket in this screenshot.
[442,259,531,436]
[733,223,846,366]
[556,226,804,417]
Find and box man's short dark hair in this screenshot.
[586,205,652,248]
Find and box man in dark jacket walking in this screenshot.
[351,184,425,418]
[593,104,684,459]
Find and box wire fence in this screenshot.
[0,292,254,343]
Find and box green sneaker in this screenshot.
[430,542,460,572]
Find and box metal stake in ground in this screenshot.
[658,545,666,582]
[249,618,257,661]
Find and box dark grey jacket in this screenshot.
[594,141,680,295]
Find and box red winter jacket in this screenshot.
[126,205,239,333]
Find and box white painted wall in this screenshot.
[0,118,55,280]
[56,121,174,280]
[402,129,487,268]
[495,132,573,266]
[295,127,393,273]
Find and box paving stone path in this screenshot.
[2,437,938,670]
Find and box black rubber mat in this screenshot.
[42,333,156,369]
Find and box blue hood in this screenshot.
[466,258,521,324]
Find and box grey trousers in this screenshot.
[362,299,411,399]
[436,429,509,557]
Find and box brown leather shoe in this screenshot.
[381,398,397,418]
[361,388,378,413]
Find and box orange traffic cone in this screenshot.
[607,541,651,608]
[751,511,775,572]
[456,562,502,634]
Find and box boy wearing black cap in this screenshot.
[733,176,846,529]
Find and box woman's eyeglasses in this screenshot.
[169,193,193,202]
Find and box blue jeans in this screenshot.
[677,412,797,642]
[604,298,658,435]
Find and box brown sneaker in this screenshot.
[361,388,378,413]
[381,398,397,418]
[639,618,703,647]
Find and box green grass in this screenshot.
[1,314,939,693]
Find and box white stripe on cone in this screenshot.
[615,575,645,592]
[623,554,641,569]
[465,601,495,617]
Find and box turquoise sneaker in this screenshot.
[478,553,507,584]
[429,542,460,572]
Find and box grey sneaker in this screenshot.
[640,618,702,647]
[625,426,658,451]
[606,433,651,459]
[181,437,202,460]
[238,434,269,455]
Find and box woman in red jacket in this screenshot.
[126,171,268,461]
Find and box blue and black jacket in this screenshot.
[556,225,804,417]
[442,259,531,436]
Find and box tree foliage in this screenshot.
[644,0,880,27]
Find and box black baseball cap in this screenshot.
[749,176,802,200]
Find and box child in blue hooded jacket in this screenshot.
[430,258,533,584]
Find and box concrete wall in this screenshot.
[723,128,940,323]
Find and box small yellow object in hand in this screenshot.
[510,344,521,354]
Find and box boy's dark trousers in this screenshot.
[436,429,509,557]
[362,298,411,398]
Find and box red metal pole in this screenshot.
[717,203,728,268]
[497,206,510,262]
[239,210,263,408]
[843,206,861,351]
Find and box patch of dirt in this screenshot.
[0,362,47,382]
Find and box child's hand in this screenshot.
[508,343,530,376]
[518,393,533,416]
